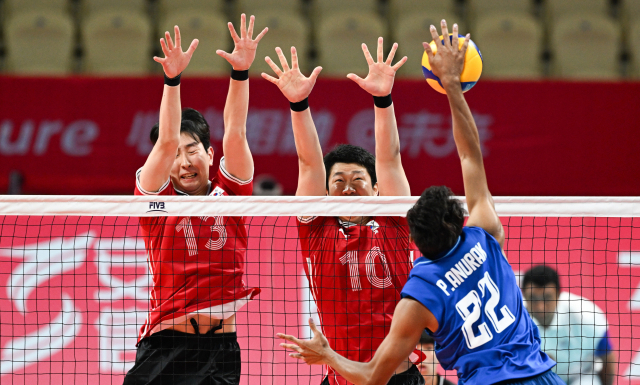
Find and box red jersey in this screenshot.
[297,216,415,385]
[134,157,259,343]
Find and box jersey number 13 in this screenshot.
[455,271,516,349]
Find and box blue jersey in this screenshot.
[401,227,555,384]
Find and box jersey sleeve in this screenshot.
[134,167,172,196]
[216,156,253,196]
[401,270,445,323]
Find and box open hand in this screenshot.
[153,26,199,79]
[262,46,322,103]
[216,14,268,71]
[277,318,331,365]
[347,37,407,97]
[423,20,470,90]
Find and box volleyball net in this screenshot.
[1,196,639,384]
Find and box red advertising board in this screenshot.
[0,215,639,383]
[0,76,639,196]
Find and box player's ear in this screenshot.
[207,147,214,166]
[372,182,379,196]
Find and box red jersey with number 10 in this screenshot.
[134,157,259,343]
[297,216,415,385]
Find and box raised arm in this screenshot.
[262,47,325,196]
[347,37,410,196]
[215,14,268,181]
[278,298,437,385]
[424,21,504,247]
[139,26,198,192]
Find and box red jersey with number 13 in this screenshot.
[134,157,260,343]
[297,216,415,385]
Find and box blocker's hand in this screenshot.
[347,37,407,97]
[217,14,268,71]
[262,46,322,103]
[423,20,470,90]
[277,318,332,365]
[153,26,199,79]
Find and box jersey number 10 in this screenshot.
[455,271,516,349]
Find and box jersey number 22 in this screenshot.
[455,271,516,349]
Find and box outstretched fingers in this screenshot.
[277,332,303,345]
[186,39,199,57]
[290,46,299,70]
[165,31,174,51]
[159,38,170,57]
[280,342,303,353]
[247,15,255,39]
[261,72,279,84]
[391,56,408,71]
[174,25,182,51]
[361,43,374,66]
[216,49,232,61]
[265,56,283,77]
[309,66,323,82]
[429,25,440,47]
[377,37,384,63]
[441,19,450,47]
[255,27,268,43]
[461,33,471,55]
[240,13,247,39]
[227,22,240,43]
[275,47,290,71]
[347,73,365,88]
[386,42,398,65]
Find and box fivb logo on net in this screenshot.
[147,202,167,213]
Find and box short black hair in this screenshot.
[407,186,466,260]
[419,330,434,345]
[150,108,211,150]
[521,265,560,292]
[323,144,377,189]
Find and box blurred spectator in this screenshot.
[521,265,616,385]
[8,170,23,194]
[253,174,283,196]
[417,331,454,385]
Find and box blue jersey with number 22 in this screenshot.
[401,227,555,384]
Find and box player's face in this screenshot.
[170,133,214,195]
[417,342,439,377]
[327,163,378,197]
[522,283,559,327]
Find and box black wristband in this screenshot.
[164,73,181,87]
[290,97,309,112]
[231,69,249,81]
[373,94,392,108]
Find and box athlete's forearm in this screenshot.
[323,350,378,385]
[374,104,410,196]
[222,78,253,181]
[158,84,182,145]
[443,82,482,163]
[291,108,326,196]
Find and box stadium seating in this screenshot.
[4,10,75,75]
[630,19,640,77]
[236,0,302,17]
[474,12,543,78]
[157,0,225,21]
[394,11,462,78]
[317,12,386,77]
[82,11,152,75]
[80,0,147,19]
[388,0,457,25]
[249,11,310,76]
[544,0,611,21]
[551,14,621,79]
[2,0,69,20]
[311,0,378,24]
[159,11,230,76]
[466,0,534,27]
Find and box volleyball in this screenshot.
[422,34,483,94]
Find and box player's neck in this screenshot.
[338,216,372,225]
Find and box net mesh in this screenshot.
[1,196,639,384]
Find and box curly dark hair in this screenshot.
[323,144,377,189]
[407,186,466,260]
[521,265,560,292]
[150,108,211,150]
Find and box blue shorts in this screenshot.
[496,369,566,385]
